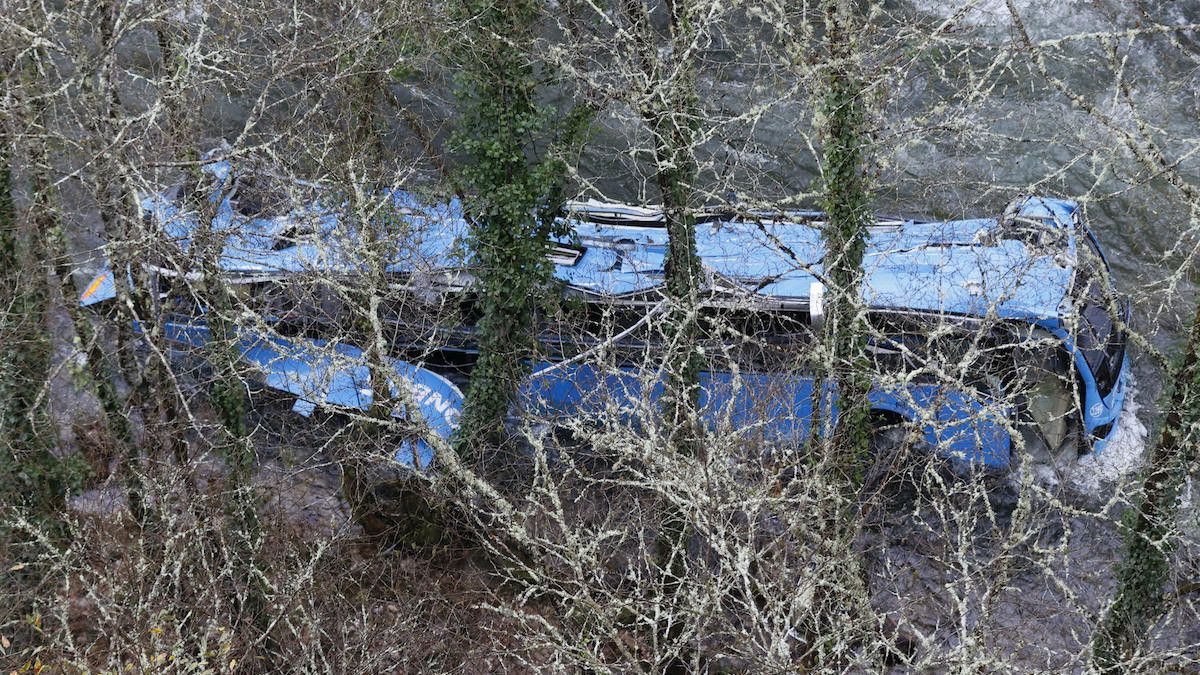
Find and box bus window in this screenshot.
[1075,278,1124,395]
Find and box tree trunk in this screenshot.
[0,118,59,515]
[1093,301,1200,670]
[452,0,566,458]
[801,1,880,666]
[2,62,98,522]
[818,0,873,485]
[632,0,705,458]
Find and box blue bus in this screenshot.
[80,160,1130,471]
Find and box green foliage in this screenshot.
[450,0,576,455]
[817,0,873,480]
[0,438,91,520]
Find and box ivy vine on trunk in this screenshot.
[623,0,705,458]
[1093,300,1200,670]
[817,0,874,486]
[451,0,571,458]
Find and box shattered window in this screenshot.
[230,174,321,219]
[1074,276,1124,395]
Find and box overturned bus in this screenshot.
[80,160,1130,471]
